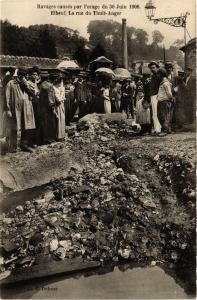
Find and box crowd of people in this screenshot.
[0,60,194,153]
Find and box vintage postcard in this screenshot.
[0,0,196,299]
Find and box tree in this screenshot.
[172,39,185,48]
[73,46,89,67]
[0,21,86,59]
[166,39,184,68]
[89,43,106,61]
[38,28,57,58]
[152,30,164,45]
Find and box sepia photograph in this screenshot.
[0,0,196,298]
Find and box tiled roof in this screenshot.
[0,55,62,69]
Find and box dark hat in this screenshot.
[56,68,69,75]
[165,62,173,69]
[148,61,159,68]
[40,70,49,78]
[49,69,64,81]
[78,71,88,78]
[18,68,28,76]
[178,71,185,76]
[29,66,40,75]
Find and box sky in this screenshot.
[1,0,196,48]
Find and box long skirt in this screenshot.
[56,102,65,139]
[114,100,121,112]
[104,100,111,114]
[151,95,161,133]
[64,97,71,125]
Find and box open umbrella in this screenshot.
[57,60,80,70]
[95,67,115,77]
[114,68,131,80]
[90,56,113,64]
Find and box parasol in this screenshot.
[113,68,131,80]
[95,67,115,77]
[57,60,80,70]
[90,56,113,64]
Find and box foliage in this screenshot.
[0,20,86,59]
[152,30,164,45]
[0,19,184,67]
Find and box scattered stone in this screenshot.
[34,199,46,205]
[0,270,11,280]
[3,218,13,225]
[16,206,24,212]
[0,257,4,265]
[55,247,66,260]
[2,241,19,254]
[59,240,72,250]
[49,239,59,252]
[100,137,109,142]
[150,260,157,267]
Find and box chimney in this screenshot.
[122,18,128,69]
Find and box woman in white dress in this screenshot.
[48,73,66,141]
[101,83,111,114]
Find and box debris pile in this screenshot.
[0,114,195,290]
[152,153,195,205]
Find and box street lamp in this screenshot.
[145,0,156,20]
[145,0,190,44]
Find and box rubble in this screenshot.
[0,114,195,291]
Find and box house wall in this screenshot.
[183,41,196,73]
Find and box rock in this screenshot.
[0,270,11,280]
[139,197,157,209]
[0,256,4,265]
[153,155,160,162]
[49,239,59,252]
[59,240,72,251]
[100,177,107,185]
[44,191,54,202]
[180,243,187,250]
[29,232,43,246]
[100,136,109,142]
[150,260,157,267]
[72,234,81,242]
[171,251,178,261]
[2,240,19,253]
[2,218,13,225]
[44,217,58,228]
[51,217,58,223]
[16,205,24,212]
[4,256,18,265]
[71,185,90,195]
[16,256,34,266]
[77,114,100,131]
[187,190,195,199]
[55,247,66,260]
[34,198,46,205]
[103,124,110,130]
